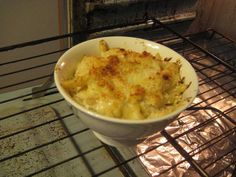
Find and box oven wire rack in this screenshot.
[0,19,236,177]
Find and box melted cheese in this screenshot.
[61,40,189,120]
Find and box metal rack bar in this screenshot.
[0,113,73,141]
[194,51,236,64]
[194,69,235,100]
[212,30,236,43]
[195,57,234,72]
[204,147,236,170]
[156,158,186,176]
[177,93,234,122]
[189,107,236,125]
[152,18,236,72]
[0,19,157,52]
[198,71,234,85]
[54,109,96,176]
[169,38,233,57]
[25,145,104,177]
[0,74,52,90]
[157,31,231,54]
[0,86,57,104]
[24,90,59,101]
[189,127,236,156]
[196,78,235,96]
[0,98,64,121]
[0,34,73,52]
[192,86,234,107]
[103,145,137,177]
[212,160,236,177]
[0,127,88,163]
[0,48,68,66]
[0,61,56,77]
[161,130,209,177]
[176,107,236,140]
[92,141,169,176]
[177,106,235,146]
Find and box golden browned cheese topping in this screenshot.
[61,40,189,120]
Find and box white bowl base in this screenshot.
[93,131,144,147]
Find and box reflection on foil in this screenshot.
[137,107,236,177]
[136,53,236,176]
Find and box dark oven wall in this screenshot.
[70,0,198,44]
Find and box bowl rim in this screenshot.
[54,36,199,125]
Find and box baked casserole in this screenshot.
[61,40,190,120]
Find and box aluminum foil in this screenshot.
[136,53,236,176]
[136,104,236,177]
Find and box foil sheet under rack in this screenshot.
[137,106,236,177]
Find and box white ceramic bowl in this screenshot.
[54,36,198,147]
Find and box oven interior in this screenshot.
[0,1,236,177]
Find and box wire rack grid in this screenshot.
[0,19,236,177]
